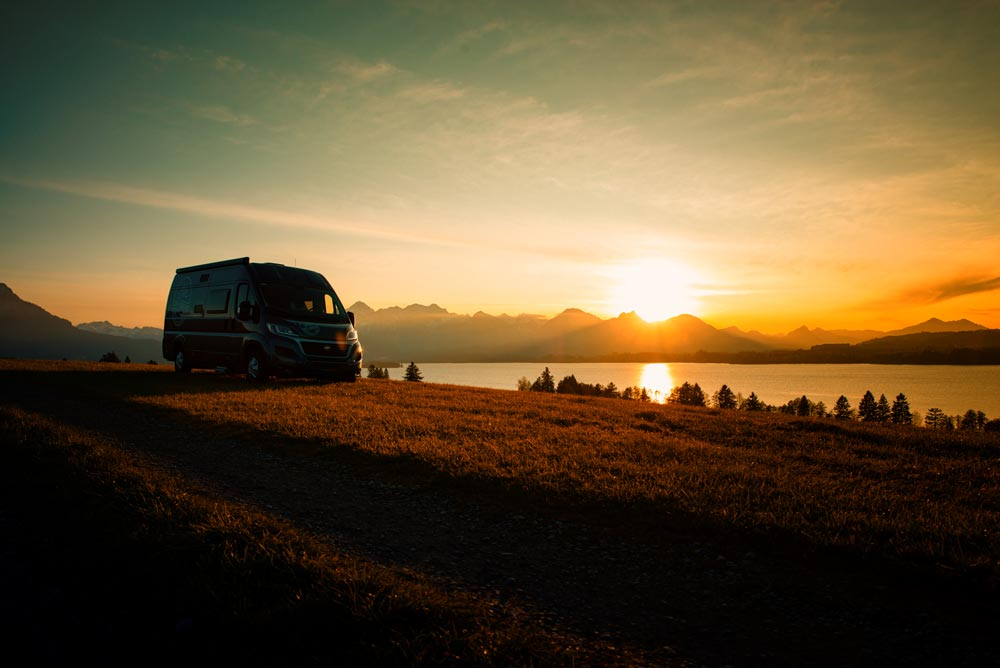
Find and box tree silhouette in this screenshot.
[959,409,981,431]
[99,351,121,363]
[531,367,556,393]
[668,382,706,407]
[713,384,738,409]
[858,391,878,422]
[874,394,891,423]
[890,393,912,424]
[833,395,852,420]
[796,395,811,416]
[742,392,765,411]
[556,374,579,394]
[403,361,423,382]
[924,407,946,429]
[367,364,390,379]
[516,376,532,391]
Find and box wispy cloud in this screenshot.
[191,104,257,126]
[0,175,470,249]
[927,276,1000,303]
[338,60,398,81]
[396,81,466,103]
[437,19,507,55]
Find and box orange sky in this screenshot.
[2,2,999,332]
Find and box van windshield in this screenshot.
[258,283,350,323]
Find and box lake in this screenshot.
[380,362,1000,419]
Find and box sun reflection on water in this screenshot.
[638,363,674,403]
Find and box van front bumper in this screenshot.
[269,337,363,378]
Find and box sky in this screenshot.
[2,0,999,332]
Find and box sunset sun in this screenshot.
[607,259,703,323]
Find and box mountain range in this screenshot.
[0,283,164,363]
[0,282,996,365]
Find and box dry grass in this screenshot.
[0,398,585,666]
[100,364,1000,575]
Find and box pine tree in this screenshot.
[403,361,423,382]
[796,395,811,416]
[890,393,912,424]
[669,382,706,407]
[713,384,738,409]
[924,407,945,429]
[874,394,891,423]
[530,367,555,392]
[742,392,765,411]
[833,395,852,420]
[858,390,878,422]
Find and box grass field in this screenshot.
[2,359,998,666]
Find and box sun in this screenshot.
[606,258,703,323]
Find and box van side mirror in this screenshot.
[237,301,252,321]
[348,311,356,327]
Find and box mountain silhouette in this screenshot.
[0,283,164,362]
[1,282,992,365]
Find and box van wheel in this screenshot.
[246,350,268,382]
[174,349,191,373]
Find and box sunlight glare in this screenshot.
[607,259,703,323]
[638,363,674,403]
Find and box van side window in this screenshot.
[207,288,231,315]
[167,284,208,317]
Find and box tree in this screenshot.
[813,401,828,418]
[99,351,121,363]
[833,395,852,420]
[556,374,579,394]
[530,367,556,393]
[713,384,738,409]
[984,419,1000,433]
[742,392,765,412]
[796,395,811,416]
[874,394,891,423]
[858,390,878,422]
[890,393,912,424]
[924,407,946,429]
[516,376,532,391]
[403,361,423,382]
[959,409,981,431]
[124,355,132,364]
[367,364,390,379]
[668,382,706,407]
[603,381,621,399]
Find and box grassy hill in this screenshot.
[1,360,997,666]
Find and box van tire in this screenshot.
[246,349,269,382]
[174,349,192,373]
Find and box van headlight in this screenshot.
[346,328,358,342]
[267,323,299,337]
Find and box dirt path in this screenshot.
[6,376,997,667]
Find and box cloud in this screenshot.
[0,175,470,250]
[191,105,257,126]
[437,19,507,55]
[929,276,1000,302]
[396,81,466,102]
[338,60,398,81]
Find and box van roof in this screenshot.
[175,257,250,273]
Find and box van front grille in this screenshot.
[300,341,349,357]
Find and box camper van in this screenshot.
[162,257,362,381]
